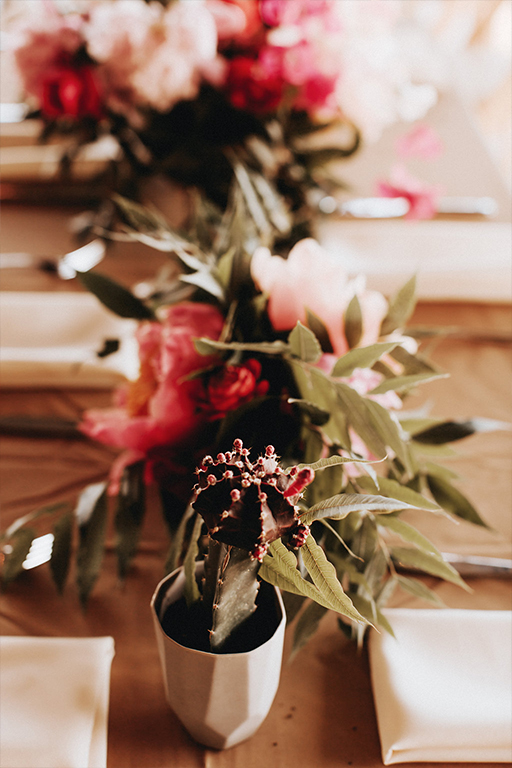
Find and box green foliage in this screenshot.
[114,461,146,580]
[77,271,156,320]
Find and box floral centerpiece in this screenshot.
[1,184,495,650]
[6,0,438,245]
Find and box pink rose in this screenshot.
[203,359,269,418]
[40,64,104,120]
[225,54,284,113]
[376,164,443,220]
[80,302,224,456]
[251,238,388,356]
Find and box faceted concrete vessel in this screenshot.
[151,565,286,749]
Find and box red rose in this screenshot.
[41,64,104,120]
[205,359,269,418]
[224,55,284,114]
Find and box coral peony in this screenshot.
[80,302,224,457]
[251,239,388,356]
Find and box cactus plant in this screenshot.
[192,439,313,650]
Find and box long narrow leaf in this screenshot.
[369,372,448,395]
[75,483,108,606]
[301,493,419,525]
[291,600,328,658]
[356,475,440,511]
[426,474,491,528]
[115,461,146,580]
[50,511,74,593]
[380,275,416,335]
[332,342,398,378]
[301,535,369,624]
[391,546,470,590]
[77,271,156,320]
[183,513,203,607]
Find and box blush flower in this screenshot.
[85,0,218,115]
[251,238,388,356]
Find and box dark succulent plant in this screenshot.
[193,439,312,561]
[191,439,314,650]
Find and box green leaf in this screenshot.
[194,337,287,357]
[356,475,440,511]
[164,503,196,575]
[396,575,445,606]
[297,454,382,472]
[301,535,369,624]
[350,593,395,637]
[50,512,74,593]
[391,546,470,590]
[114,461,146,580]
[183,513,203,607]
[344,294,362,349]
[388,344,438,375]
[291,600,328,658]
[361,397,412,474]
[426,474,491,528]
[113,194,170,233]
[301,493,419,525]
[380,275,417,335]
[1,527,35,587]
[413,418,510,445]
[306,309,333,353]
[260,540,341,612]
[287,398,330,426]
[75,483,108,606]
[331,342,398,378]
[334,380,387,459]
[376,515,444,558]
[77,271,156,320]
[369,371,448,395]
[180,270,224,300]
[288,322,322,363]
[424,461,461,482]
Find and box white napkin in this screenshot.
[368,609,512,764]
[318,220,512,303]
[0,636,115,768]
[0,292,139,388]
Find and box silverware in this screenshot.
[0,238,105,278]
[441,552,512,579]
[317,195,499,218]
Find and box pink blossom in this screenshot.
[84,0,218,114]
[80,302,224,456]
[376,164,443,220]
[207,0,262,45]
[251,238,388,357]
[12,3,85,101]
[395,124,444,160]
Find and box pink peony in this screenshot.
[395,124,444,161]
[251,238,388,357]
[376,164,443,220]
[12,3,87,105]
[80,302,224,457]
[84,0,218,114]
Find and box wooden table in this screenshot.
[1,91,511,765]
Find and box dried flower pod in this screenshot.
[192,440,312,561]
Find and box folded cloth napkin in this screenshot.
[368,609,512,764]
[318,220,512,303]
[0,292,138,388]
[0,636,115,768]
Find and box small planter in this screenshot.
[150,564,286,750]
